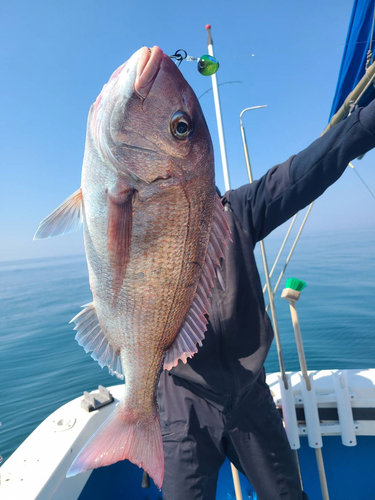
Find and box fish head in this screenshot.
[90,46,214,185]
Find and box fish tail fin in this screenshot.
[66,403,164,489]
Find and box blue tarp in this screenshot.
[329,0,375,119]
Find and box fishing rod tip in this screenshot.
[205,24,211,30]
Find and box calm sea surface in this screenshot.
[0,228,374,463]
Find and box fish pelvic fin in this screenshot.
[164,194,231,370]
[70,302,123,379]
[33,188,83,240]
[66,403,164,490]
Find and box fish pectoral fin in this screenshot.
[70,302,123,379]
[164,194,231,370]
[33,188,83,240]
[107,184,135,302]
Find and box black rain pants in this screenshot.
[158,370,308,500]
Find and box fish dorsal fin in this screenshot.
[164,194,231,370]
[33,188,83,240]
[70,302,123,379]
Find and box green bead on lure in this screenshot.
[197,55,220,76]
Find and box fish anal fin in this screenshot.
[33,188,83,240]
[70,302,123,379]
[164,194,231,370]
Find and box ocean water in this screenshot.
[0,228,374,464]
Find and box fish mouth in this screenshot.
[135,46,164,99]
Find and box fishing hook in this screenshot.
[169,49,188,66]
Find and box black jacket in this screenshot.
[168,101,375,412]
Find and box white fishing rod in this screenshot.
[240,106,289,391]
[206,25,231,192]
[205,24,242,500]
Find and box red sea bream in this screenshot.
[34,46,230,489]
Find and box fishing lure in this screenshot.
[169,49,220,75]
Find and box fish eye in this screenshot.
[170,112,193,140]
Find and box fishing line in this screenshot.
[198,81,242,100]
[349,162,375,201]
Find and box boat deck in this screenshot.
[1,369,375,500]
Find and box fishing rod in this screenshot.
[205,23,243,500]
[206,25,231,193]
[239,106,288,391]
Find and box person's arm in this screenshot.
[227,99,375,243]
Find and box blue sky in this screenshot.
[1,0,375,261]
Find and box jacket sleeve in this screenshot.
[227,99,375,243]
